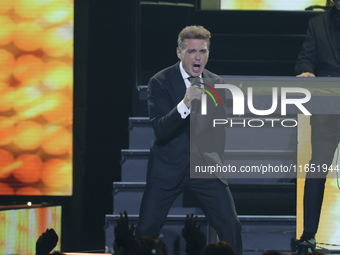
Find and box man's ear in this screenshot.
[176,47,182,60]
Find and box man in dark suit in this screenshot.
[293,1,340,254]
[135,25,243,255]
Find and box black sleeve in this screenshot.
[295,19,317,75]
[148,76,187,140]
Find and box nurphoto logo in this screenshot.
[200,83,311,128]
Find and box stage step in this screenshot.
[128,117,153,149]
[128,117,297,151]
[120,149,296,183]
[112,182,295,216]
[112,182,203,215]
[105,214,296,255]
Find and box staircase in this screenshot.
[105,116,297,254]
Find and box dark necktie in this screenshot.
[188,76,201,86]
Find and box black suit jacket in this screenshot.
[296,8,340,77]
[147,62,227,190]
[296,8,340,127]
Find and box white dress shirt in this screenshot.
[177,61,202,119]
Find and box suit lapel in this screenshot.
[174,62,187,103]
[324,11,339,63]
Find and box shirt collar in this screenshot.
[179,61,202,80]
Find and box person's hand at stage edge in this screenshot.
[184,86,203,109]
[114,211,138,255]
[114,210,135,240]
[182,213,201,242]
[36,228,58,255]
[296,72,316,77]
[182,213,202,255]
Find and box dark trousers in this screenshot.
[135,172,243,255]
[303,115,340,234]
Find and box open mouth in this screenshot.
[192,63,201,73]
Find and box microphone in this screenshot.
[189,76,201,113]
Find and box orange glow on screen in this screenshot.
[0,0,73,196]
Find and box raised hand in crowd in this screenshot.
[182,213,201,242]
[114,210,138,255]
[182,213,202,255]
[35,228,59,255]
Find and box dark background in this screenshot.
[1,0,324,252]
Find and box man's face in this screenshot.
[177,39,209,77]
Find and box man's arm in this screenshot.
[295,19,317,76]
[148,76,202,141]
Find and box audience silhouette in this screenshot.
[35,212,328,255]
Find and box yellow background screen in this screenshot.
[297,115,340,250]
[221,0,327,10]
[0,0,73,196]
